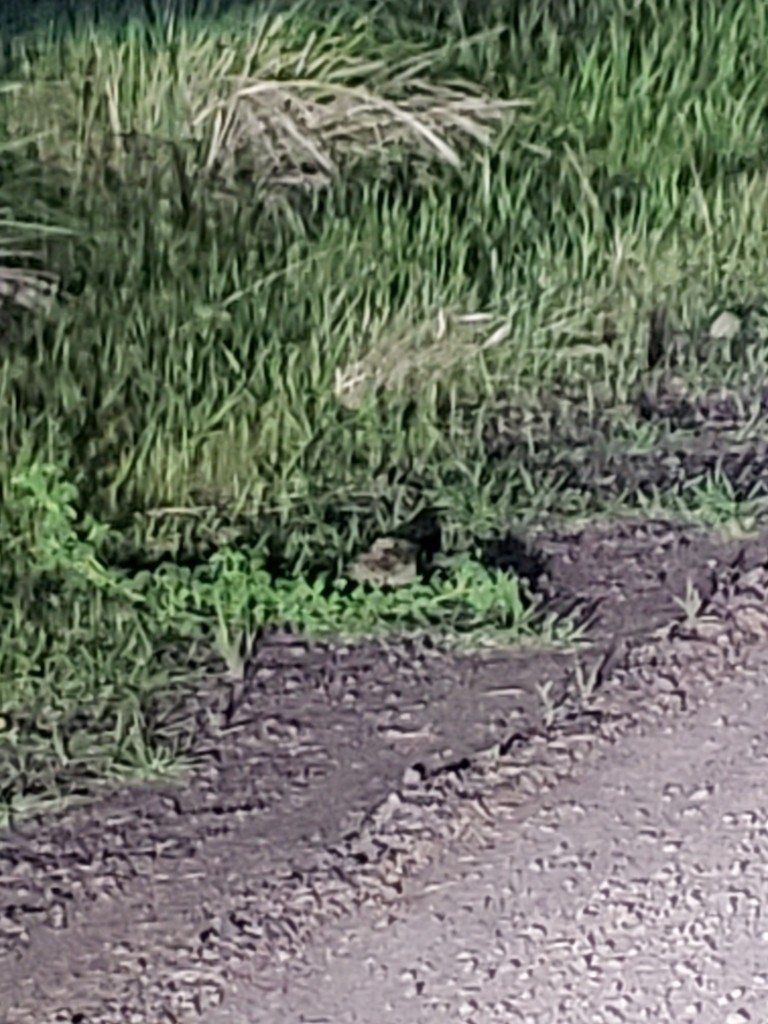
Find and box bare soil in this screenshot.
[2,514,768,1022]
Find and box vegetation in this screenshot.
[2,0,768,821]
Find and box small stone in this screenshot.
[402,765,426,788]
[708,310,741,340]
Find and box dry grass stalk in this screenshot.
[334,308,512,409]
[0,265,59,312]
[193,76,526,185]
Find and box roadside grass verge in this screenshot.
[2,0,768,820]
[0,461,574,825]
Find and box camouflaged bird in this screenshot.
[345,537,420,588]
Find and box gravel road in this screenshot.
[219,566,768,1024]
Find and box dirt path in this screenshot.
[248,596,768,1023]
[2,521,768,1022]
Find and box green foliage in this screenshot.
[0,461,568,822]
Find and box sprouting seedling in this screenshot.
[573,657,602,703]
[214,619,265,679]
[536,678,557,728]
[214,623,247,678]
[673,578,704,625]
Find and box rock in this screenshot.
[708,311,741,341]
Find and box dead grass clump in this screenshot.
[193,75,526,188]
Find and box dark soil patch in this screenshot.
[536,518,768,639]
[483,381,768,508]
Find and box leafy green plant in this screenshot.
[5,462,126,592]
[0,461,573,821]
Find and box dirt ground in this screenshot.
[3,517,768,1022]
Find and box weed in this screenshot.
[674,579,706,626]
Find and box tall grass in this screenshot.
[3,1,767,540]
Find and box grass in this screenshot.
[3,0,768,821]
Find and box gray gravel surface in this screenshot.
[217,563,768,1023]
